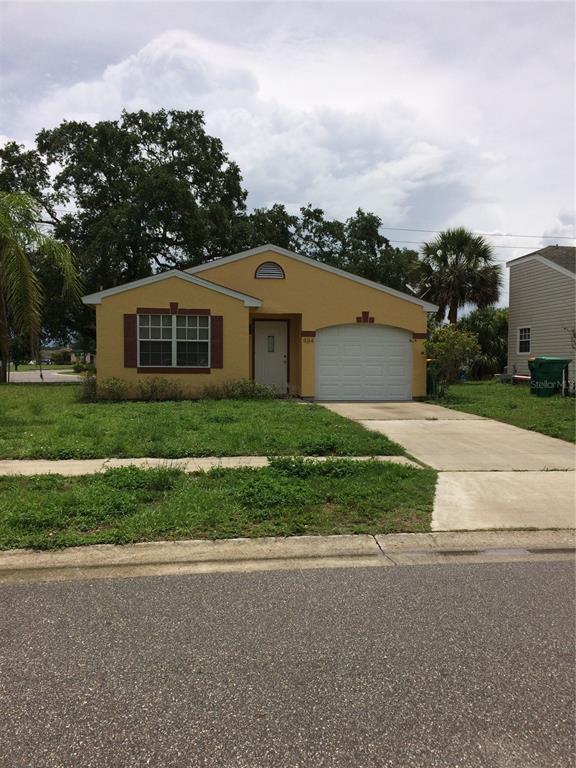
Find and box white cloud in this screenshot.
[14,29,503,226]
[4,8,574,272]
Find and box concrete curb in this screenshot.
[0,530,573,584]
[0,454,421,476]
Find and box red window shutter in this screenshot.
[211,316,223,369]
[124,314,137,368]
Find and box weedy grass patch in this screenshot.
[0,385,403,459]
[0,460,436,549]
[441,381,575,443]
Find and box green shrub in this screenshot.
[200,378,278,400]
[98,377,130,401]
[426,326,481,399]
[98,465,183,491]
[72,362,96,374]
[299,437,343,455]
[268,456,366,478]
[77,373,97,403]
[235,472,317,513]
[137,377,184,401]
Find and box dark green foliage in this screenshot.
[97,377,130,401]
[459,307,508,379]
[0,462,437,549]
[51,349,71,364]
[1,111,248,345]
[1,115,425,345]
[137,377,183,402]
[77,373,97,402]
[425,325,481,399]
[420,227,501,323]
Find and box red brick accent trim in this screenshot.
[301,330,316,338]
[137,367,211,374]
[356,311,375,323]
[413,332,428,339]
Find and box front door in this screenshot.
[254,321,288,393]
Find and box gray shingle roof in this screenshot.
[508,245,575,274]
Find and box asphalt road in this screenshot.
[1,562,574,768]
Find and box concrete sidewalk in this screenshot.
[0,454,421,476]
[1,530,573,584]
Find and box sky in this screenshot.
[1,0,575,302]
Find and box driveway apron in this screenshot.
[320,402,576,531]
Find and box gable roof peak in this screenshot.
[507,245,575,276]
[186,244,438,311]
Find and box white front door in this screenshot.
[254,321,288,393]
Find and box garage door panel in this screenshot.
[316,324,412,401]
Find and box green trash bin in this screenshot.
[528,356,571,397]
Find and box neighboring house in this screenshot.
[82,244,437,401]
[507,245,576,379]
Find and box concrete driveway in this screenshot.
[321,402,576,531]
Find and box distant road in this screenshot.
[7,369,82,383]
[1,561,573,767]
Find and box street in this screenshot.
[1,561,574,768]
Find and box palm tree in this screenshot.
[420,227,501,324]
[0,192,81,383]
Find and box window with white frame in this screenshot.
[518,327,531,354]
[138,314,210,367]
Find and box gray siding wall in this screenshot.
[508,259,576,379]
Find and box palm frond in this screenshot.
[36,235,83,301]
[0,191,81,354]
[1,238,42,339]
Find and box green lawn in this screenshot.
[441,381,575,443]
[0,385,402,459]
[0,461,437,550]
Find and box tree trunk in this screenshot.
[448,302,458,324]
[0,293,9,384]
[435,304,446,323]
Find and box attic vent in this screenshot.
[255,261,285,279]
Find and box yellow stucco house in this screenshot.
[82,244,437,400]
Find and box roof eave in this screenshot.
[81,270,262,308]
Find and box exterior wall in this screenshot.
[508,260,576,378]
[194,250,430,398]
[95,277,250,396]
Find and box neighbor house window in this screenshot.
[255,261,285,279]
[138,314,210,367]
[518,327,531,354]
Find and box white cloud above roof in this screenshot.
[1,1,574,310]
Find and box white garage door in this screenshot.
[316,324,412,401]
